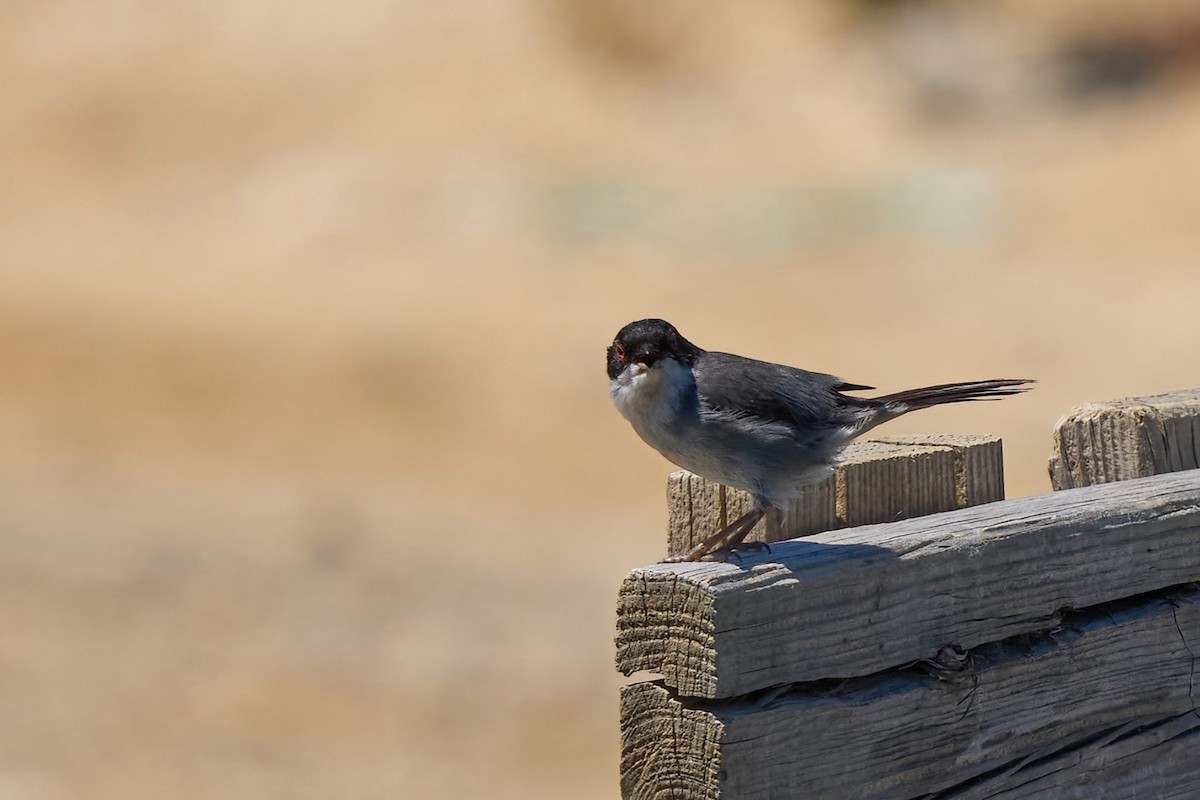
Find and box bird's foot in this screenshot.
[661,540,771,564]
[710,540,771,562]
[661,508,767,563]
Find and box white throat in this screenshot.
[609,358,693,433]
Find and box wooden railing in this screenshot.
[618,387,1200,799]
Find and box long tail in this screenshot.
[846,378,1034,438]
[877,378,1035,411]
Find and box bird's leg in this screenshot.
[664,508,765,563]
[722,507,785,558]
[717,507,772,557]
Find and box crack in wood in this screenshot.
[1166,592,1200,722]
[662,581,1197,717]
[917,712,1200,800]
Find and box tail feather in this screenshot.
[877,378,1035,410]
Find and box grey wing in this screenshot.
[694,352,875,428]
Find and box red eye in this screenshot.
[614,342,626,362]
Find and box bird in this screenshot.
[606,318,1033,562]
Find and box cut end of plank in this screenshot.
[620,682,724,800]
[616,567,720,697]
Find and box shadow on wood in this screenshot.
[668,433,1003,556]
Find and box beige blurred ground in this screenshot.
[2,1,1200,798]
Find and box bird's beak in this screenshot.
[633,344,663,367]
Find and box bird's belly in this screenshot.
[635,415,837,503]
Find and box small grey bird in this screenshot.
[607,318,1033,562]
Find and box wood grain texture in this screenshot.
[620,679,724,800]
[944,712,1200,800]
[835,440,958,527]
[1050,387,1200,490]
[875,433,1004,508]
[619,590,1200,800]
[618,470,1200,699]
[666,434,1003,556]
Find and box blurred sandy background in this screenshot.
[3,0,1200,797]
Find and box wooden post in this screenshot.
[1050,386,1200,489]
[619,390,1200,799]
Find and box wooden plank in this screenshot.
[835,440,958,527]
[666,434,1003,555]
[617,470,1200,699]
[1050,387,1200,490]
[943,712,1200,800]
[874,433,1004,508]
[620,589,1200,800]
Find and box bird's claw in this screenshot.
[661,540,772,564]
[715,540,772,562]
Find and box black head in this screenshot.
[606,318,703,380]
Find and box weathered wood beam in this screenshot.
[667,434,1003,556]
[942,712,1200,800]
[1050,387,1200,490]
[618,470,1200,699]
[620,588,1200,800]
